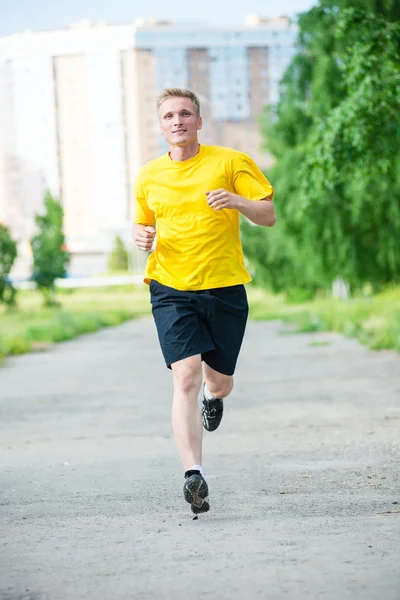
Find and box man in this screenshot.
[133,88,276,515]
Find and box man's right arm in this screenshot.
[133,172,156,251]
[133,223,156,252]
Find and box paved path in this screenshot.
[1,318,399,600]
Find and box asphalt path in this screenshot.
[1,318,399,600]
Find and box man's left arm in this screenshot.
[206,190,277,227]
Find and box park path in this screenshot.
[0,318,399,600]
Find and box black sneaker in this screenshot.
[183,472,210,514]
[201,396,224,432]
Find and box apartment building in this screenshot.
[0,17,297,276]
[135,15,297,164]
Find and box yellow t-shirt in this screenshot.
[134,145,273,290]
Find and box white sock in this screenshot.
[204,384,217,401]
[188,464,204,476]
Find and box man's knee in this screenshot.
[205,374,233,399]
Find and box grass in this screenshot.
[0,285,152,362]
[307,341,333,347]
[247,285,400,353]
[1,283,399,363]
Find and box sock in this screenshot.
[204,384,217,401]
[185,464,204,478]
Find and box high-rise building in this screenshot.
[135,16,297,164]
[0,17,297,276]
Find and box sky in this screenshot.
[0,0,317,36]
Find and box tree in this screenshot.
[244,0,400,294]
[31,191,71,306]
[300,8,400,288]
[108,235,129,273]
[0,223,18,307]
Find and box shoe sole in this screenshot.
[184,476,210,514]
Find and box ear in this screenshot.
[197,117,203,131]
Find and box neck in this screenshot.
[169,141,200,162]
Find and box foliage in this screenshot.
[241,218,324,297]
[108,235,129,272]
[30,192,71,306]
[300,8,400,288]
[244,0,400,293]
[0,223,18,307]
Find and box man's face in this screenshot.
[159,97,202,147]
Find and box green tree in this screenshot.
[0,223,18,307]
[244,0,400,294]
[300,8,400,288]
[108,235,129,273]
[31,191,71,306]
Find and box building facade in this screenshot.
[0,17,297,277]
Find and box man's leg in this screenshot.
[172,354,210,514]
[201,364,233,432]
[199,285,248,432]
[203,363,234,398]
[171,354,203,471]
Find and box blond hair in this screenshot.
[156,88,201,117]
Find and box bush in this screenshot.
[0,223,18,307]
[108,235,129,273]
[31,191,71,306]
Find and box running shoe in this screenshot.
[183,472,210,514]
[201,395,224,432]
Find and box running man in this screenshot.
[133,88,276,515]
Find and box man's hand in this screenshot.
[206,189,238,210]
[206,189,276,227]
[134,225,156,251]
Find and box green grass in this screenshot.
[1,283,399,363]
[0,285,152,363]
[247,285,400,353]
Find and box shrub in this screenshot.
[31,191,71,306]
[0,223,18,307]
[108,235,129,273]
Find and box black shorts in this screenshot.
[150,280,249,376]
